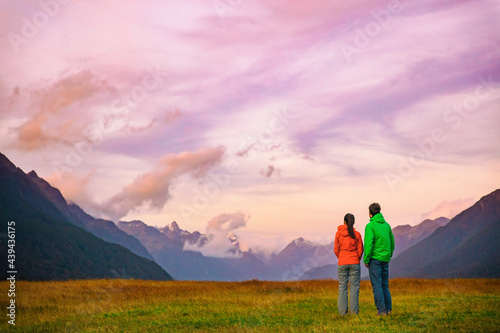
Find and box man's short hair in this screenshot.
[369,203,381,216]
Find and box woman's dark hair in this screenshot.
[344,213,356,239]
[369,203,381,216]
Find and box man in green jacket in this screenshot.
[363,203,395,316]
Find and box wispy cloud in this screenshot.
[260,165,280,178]
[98,146,225,221]
[46,170,96,207]
[206,211,248,231]
[1,0,498,235]
[421,197,476,221]
[8,71,113,151]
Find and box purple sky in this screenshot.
[1,0,499,251]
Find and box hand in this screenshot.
[364,263,369,269]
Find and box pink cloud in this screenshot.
[100,146,226,220]
[260,165,280,178]
[46,170,96,207]
[9,71,113,151]
[206,211,248,231]
[421,197,476,220]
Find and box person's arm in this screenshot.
[363,224,374,266]
[334,232,340,259]
[389,228,395,258]
[357,232,364,261]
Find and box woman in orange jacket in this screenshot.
[334,213,364,315]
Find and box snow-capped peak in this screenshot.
[292,237,312,247]
[226,232,239,247]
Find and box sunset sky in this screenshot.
[1,0,499,252]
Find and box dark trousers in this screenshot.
[368,258,392,314]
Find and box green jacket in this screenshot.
[363,213,395,264]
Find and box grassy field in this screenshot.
[1,278,499,332]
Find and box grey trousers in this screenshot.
[338,264,361,315]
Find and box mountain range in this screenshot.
[390,189,500,278]
[390,217,450,258]
[0,153,172,281]
[117,220,276,281]
[300,216,449,280]
[27,171,154,260]
[0,152,498,281]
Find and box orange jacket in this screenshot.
[334,225,364,265]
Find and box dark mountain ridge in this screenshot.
[0,152,172,281]
[26,170,154,260]
[392,216,450,258]
[391,189,500,278]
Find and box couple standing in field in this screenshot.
[334,203,395,316]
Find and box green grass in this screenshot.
[1,279,499,332]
